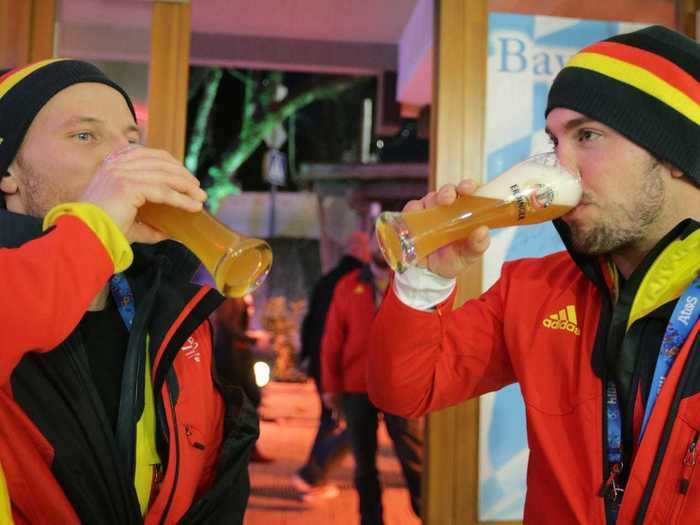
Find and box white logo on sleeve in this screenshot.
[181,337,201,363]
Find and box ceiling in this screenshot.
[61,0,419,43]
[57,0,679,105]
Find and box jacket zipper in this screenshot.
[666,431,699,525]
[158,379,181,525]
[634,334,700,524]
[185,424,206,450]
[66,338,143,523]
[679,432,698,495]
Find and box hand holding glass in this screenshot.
[376,152,581,273]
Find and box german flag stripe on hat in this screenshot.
[567,41,700,124]
[546,25,700,186]
[0,59,68,98]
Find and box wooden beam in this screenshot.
[0,1,30,69]
[29,0,56,62]
[0,0,55,69]
[490,0,675,26]
[424,0,488,524]
[147,1,191,161]
[676,0,700,38]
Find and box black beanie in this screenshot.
[0,59,136,176]
[546,25,699,186]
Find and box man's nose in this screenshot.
[554,142,576,175]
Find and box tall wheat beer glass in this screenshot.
[376,152,581,273]
[137,203,273,297]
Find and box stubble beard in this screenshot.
[13,154,64,218]
[567,160,665,256]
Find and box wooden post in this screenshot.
[676,0,700,38]
[0,0,55,69]
[147,1,191,161]
[28,0,56,62]
[423,1,493,524]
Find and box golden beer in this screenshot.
[376,153,581,273]
[137,203,273,297]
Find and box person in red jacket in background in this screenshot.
[321,234,423,525]
[293,231,369,502]
[368,25,700,525]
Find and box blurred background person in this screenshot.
[321,234,423,524]
[293,231,370,501]
[213,295,273,463]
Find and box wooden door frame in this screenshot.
[0,0,56,69]
[147,0,191,161]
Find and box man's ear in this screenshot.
[662,161,685,180]
[0,170,19,195]
[670,167,685,180]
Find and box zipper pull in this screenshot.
[184,424,206,450]
[599,463,624,501]
[680,432,699,494]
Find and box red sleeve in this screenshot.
[0,215,114,383]
[320,282,347,394]
[367,274,516,418]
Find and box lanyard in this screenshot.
[110,273,136,330]
[109,272,160,514]
[639,275,700,439]
[604,274,700,501]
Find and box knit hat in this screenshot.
[546,25,700,186]
[0,59,136,176]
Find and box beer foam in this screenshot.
[475,158,581,206]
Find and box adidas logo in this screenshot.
[542,305,581,336]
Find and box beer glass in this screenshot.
[137,203,273,297]
[375,152,581,273]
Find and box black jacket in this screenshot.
[300,255,364,383]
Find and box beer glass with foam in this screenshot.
[375,152,581,273]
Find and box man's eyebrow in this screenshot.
[545,117,597,137]
[59,116,104,128]
[59,117,140,136]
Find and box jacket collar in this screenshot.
[554,217,700,304]
[0,209,42,248]
[0,208,200,286]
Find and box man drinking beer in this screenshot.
[0,59,257,524]
[368,25,700,524]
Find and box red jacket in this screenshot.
[1,215,114,382]
[322,268,377,394]
[0,212,257,524]
[368,220,700,524]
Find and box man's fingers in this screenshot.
[403,199,423,212]
[436,184,458,206]
[110,145,180,165]
[138,184,206,212]
[467,226,490,253]
[405,180,477,213]
[421,191,438,209]
[457,179,478,195]
[112,167,207,203]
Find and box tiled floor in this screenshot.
[244,380,421,525]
